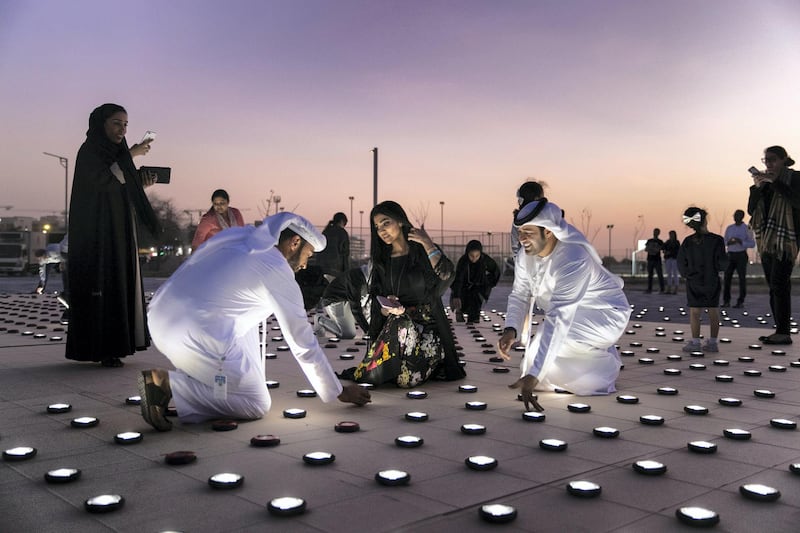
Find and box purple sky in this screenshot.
[1,0,798,256]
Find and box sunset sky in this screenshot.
[1,0,799,257]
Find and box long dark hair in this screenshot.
[327,212,347,228]
[369,201,413,270]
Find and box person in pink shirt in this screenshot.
[191,189,245,248]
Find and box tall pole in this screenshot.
[348,196,354,227]
[371,147,378,207]
[43,152,69,229]
[359,210,364,257]
[606,224,614,260]
[439,201,445,242]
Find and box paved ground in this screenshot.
[1,275,799,532]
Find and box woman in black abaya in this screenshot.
[65,103,160,367]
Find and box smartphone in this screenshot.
[377,295,402,309]
[140,166,171,184]
[141,130,157,144]
[748,166,760,176]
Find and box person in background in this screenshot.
[511,180,545,257]
[340,201,465,387]
[140,212,370,430]
[722,209,755,308]
[192,189,245,249]
[678,207,727,353]
[497,199,631,408]
[315,212,350,281]
[316,263,372,339]
[450,239,500,324]
[748,145,800,345]
[34,234,68,295]
[662,230,681,294]
[66,103,160,368]
[644,228,665,293]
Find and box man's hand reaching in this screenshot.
[509,375,543,411]
[338,384,372,406]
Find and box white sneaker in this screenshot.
[682,340,701,353]
[702,341,718,353]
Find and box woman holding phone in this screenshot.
[748,145,800,345]
[340,201,465,387]
[66,103,160,367]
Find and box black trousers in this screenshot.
[647,258,664,291]
[760,252,795,335]
[723,251,748,304]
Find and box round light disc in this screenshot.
[85,494,124,513]
[334,421,360,433]
[640,415,665,425]
[460,423,486,435]
[723,428,751,440]
[47,403,72,414]
[770,418,797,429]
[539,438,567,451]
[567,480,602,497]
[208,473,244,489]
[676,506,719,526]
[633,460,667,475]
[687,440,717,453]
[522,411,545,422]
[251,435,281,447]
[268,496,306,516]
[465,455,498,471]
[71,416,98,428]
[395,435,423,448]
[375,469,410,486]
[405,411,428,422]
[567,403,590,413]
[3,446,37,461]
[114,432,143,444]
[718,397,742,407]
[44,467,81,483]
[740,483,780,502]
[593,426,620,438]
[479,504,517,523]
[303,452,335,465]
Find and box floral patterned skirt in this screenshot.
[352,305,444,388]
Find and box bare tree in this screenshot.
[408,201,430,228]
[570,208,601,243]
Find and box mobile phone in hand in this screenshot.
[141,130,157,144]
[748,166,760,176]
[377,295,402,309]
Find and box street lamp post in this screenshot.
[348,196,354,228]
[371,147,378,206]
[606,224,614,260]
[359,210,364,257]
[43,152,69,229]
[439,201,445,242]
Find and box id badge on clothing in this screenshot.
[213,374,228,400]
